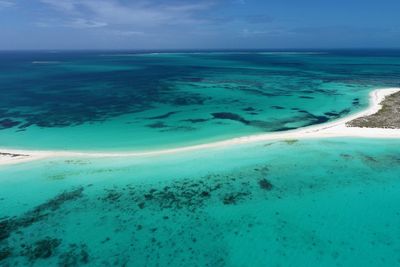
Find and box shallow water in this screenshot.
[1,50,400,150]
[1,138,400,266]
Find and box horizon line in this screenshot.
[0,47,400,52]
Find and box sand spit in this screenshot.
[1,88,399,166]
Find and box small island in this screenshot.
[347,91,400,128]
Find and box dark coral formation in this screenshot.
[0,187,86,265]
[3,149,400,266]
[181,118,210,123]
[258,178,273,190]
[271,106,285,110]
[211,112,250,125]
[242,107,256,112]
[173,95,208,106]
[222,192,251,205]
[211,107,353,132]
[0,119,21,129]
[146,122,168,128]
[347,91,400,129]
[0,187,84,242]
[0,62,212,131]
[59,243,90,266]
[352,98,360,105]
[24,237,61,260]
[1,165,279,266]
[0,247,12,261]
[146,111,179,120]
[324,109,350,118]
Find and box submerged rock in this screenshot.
[271,106,285,110]
[25,237,61,260]
[283,139,298,145]
[242,107,256,112]
[0,220,11,241]
[146,122,168,129]
[182,118,209,123]
[0,119,21,129]
[222,192,250,205]
[211,112,250,125]
[59,243,90,266]
[0,187,84,242]
[258,178,273,191]
[146,111,179,120]
[0,247,12,261]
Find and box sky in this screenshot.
[0,0,399,50]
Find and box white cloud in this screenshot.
[40,0,77,12]
[35,18,107,29]
[66,18,108,28]
[0,0,15,9]
[109,30,146,37]
[166,3,213,12]
[241,28,286,37]
[39,0,215,28]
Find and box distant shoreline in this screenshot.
[1,87,399,166]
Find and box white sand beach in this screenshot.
[1,88,399,166]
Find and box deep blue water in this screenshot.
[0,50,399,150]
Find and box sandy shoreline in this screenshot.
[1,87,399,166]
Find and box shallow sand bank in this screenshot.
[1,88,399,166]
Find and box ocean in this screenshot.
[0,50,399,150]
[1,50,400,266]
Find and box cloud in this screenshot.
[39,0,215,28]
[245,14,273,24]
[290,25,375,36]
[66,18,108,28]
[35,18,107,29]
[241,28,287,38]
[108,30,146,37]
[204,14,274,27]
[40,0,76,12]
[0,0,15,9]
[241,28,268,36]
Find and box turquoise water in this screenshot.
[1,51,400,266]
[0,50,400,150]
[1,138,400,266]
